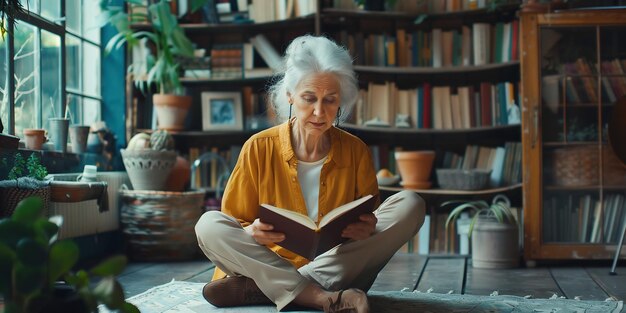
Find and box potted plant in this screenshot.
[0,152,50,218]
[443,194,520,268]
[0,196,139,313]
[101,0,195,130]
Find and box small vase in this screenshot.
[395,151,436,189]
[23,128,46,150]
[48,118,70,152]
[69,125,91,154]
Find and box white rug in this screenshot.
[100,280,624,313]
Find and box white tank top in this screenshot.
[297,156,327,222]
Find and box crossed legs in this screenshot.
[195,190,425,311]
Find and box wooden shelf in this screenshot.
[542,141,604,147]
[379,183,523,208]
[354,61,519,75]
[355,62,519,88]
[321,4,520,23]
[180,75,271,86]
[543,185,626,191]
[135,129,259,149]
[130,15,315,33]
[341,124,521,149]
[379,183,522,196]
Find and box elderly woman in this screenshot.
[195,35,425,313]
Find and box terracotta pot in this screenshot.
[153,94,192,131]
[165,156,191,192]
[23,128,46,150]
[395,151,436,189]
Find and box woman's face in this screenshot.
[290,72,341,136]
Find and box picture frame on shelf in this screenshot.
[201,91,244,131]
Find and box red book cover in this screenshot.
[480,82,492,127]
[423,83,432,129]
[468,85,476,128]
[259,195,376,260]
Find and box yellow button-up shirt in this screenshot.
[211,122,380,280]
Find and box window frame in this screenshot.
[2,0,102,137]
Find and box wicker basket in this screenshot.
[119,189,205,261]
[120,149,177,191]
[550,146,599,186]
[603,145,626,185]
[436,169,491,190]
[0,179,50,218]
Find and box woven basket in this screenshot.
[119,189,205,261]
[603,145,626,185]
[436,169,491,190]
[0,181,50,218]
[120,149,177,191]
[550,146,599,186]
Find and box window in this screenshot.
[0,0,102,138]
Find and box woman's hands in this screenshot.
[245,218,285,245]
[341,213,377,240]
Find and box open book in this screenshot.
[259,195,376,260]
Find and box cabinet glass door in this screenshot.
[540,25,626,245]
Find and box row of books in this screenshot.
[248,0,317,23]
[337,21,518,67]
[543,193,626,244]
[332,0,518,14]
[188,145,243,191]
[182,34,280,80]
[554,58,626,105]
[440,142,523,187]
[354,81,520,129]
[210,44,244,79]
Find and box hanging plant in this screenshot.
[0,0,28,37]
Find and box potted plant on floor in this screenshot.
[0,196,139,313]
[443,194,520,268]
[0,152,50,218]
[101,0,195,130]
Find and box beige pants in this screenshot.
[195,190,425,311]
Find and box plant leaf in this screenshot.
[34,218,59,244]
[120,302,141,313]
[48,240,79,284]
[94,277,125,309]
[16,238,47,267]
[0,219,32,248]
[12,196,44,225]
[90,255,127,277]
[15,263,45,295]
[0,243,16,294]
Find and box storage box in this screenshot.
[436,169,491,190]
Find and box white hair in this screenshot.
[268,35,358,123]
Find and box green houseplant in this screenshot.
[443,194,520,268]
[0,196,139,313]
[100,0,195,130]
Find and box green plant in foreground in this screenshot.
[0,196,139,313]
[443,194,518,237]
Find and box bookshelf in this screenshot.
[125,1,528,255]
[317,2,525,255]
[520,7,626,261]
